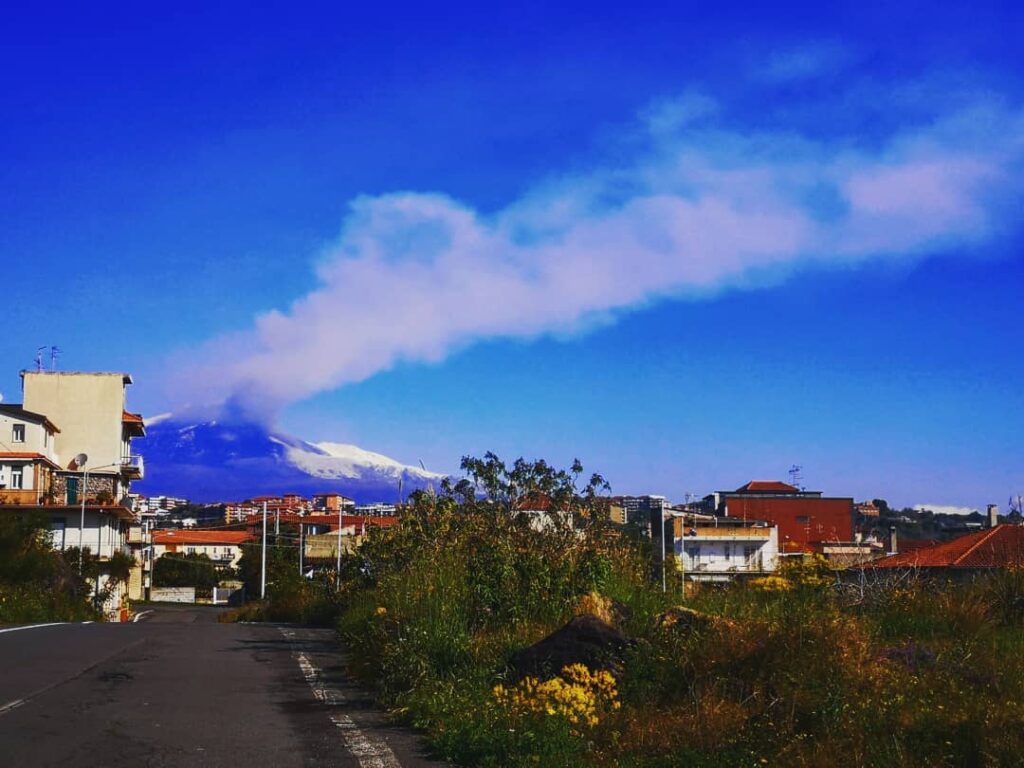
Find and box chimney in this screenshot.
[888,526,898,556]
[988,504,999,529]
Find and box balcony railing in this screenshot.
[120,454,145,479]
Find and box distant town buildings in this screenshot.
[856,501,880,518]
[609,495,666,528]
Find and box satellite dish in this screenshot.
[74,453,88,469]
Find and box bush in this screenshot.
[0,512,96,623]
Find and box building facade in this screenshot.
[702,481,854,552]
[0,404,61,505]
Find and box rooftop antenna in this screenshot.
[50,346,61,371]
[788,464,804,491]
[35,346,47,372]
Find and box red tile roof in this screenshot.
[0,451,60,469]
[153,530,252,546]
[869,525,1024,569]
[243,513,398,530]
[736,480,801,493]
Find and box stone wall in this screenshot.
[53,473,118,504]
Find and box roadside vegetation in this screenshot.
[251,455,1024,767]
[0,512,115,623]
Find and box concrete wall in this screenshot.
[22,372,128,470]
[0,413,57,461]
[150,587,196,603]
[47,509,126,559]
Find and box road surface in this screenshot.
[0,605,443,767]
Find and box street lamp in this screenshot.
[74,454,125,574]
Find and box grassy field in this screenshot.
[255,458,1024,767]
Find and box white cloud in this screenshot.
[170,88,1024,416]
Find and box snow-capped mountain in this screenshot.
[133,417,447,503]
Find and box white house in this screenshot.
[672,516,780,583]
[151,530,253,570]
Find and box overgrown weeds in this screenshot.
[259,455,1024,766]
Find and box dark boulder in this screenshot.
[509,614,628,681]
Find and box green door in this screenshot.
[66,477,79,505]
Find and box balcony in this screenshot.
[120,454,144,480]
[127,526,149,545]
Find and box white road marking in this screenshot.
[0,699,25,714]
[132,611,154,623]
[279,628,401,768]
[0,623,65,635]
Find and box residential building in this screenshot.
[608,495,666,529]
[224,502,260,524]
[303,531,362,562]
[0,371,148,618]
[700,480,854,552]
[152,530,253,570]
[354,502,396,517]
[21,371,145,504]
[856,501,881,518]
[144,495,188,512]
[313,492,356,513]
[0,404,61,504]
[672,515,780,582]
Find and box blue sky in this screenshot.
[2,2,1022,509]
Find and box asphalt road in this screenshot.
[0,606,443,767]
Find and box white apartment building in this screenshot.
[670,516,780,583]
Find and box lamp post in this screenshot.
[260,501,268,599]
[74,456,126,574]
[335,506,342,588]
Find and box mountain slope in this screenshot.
[133,418,446,503]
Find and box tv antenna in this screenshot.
[788,464,804,491]
[50,346,61,371]
[35,346,47,372]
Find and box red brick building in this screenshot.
[702,480,854,551]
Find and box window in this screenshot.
[724,544,732,560]
[12,424,25,443]
[10,468,23,489]
[796,515,810,525]
[44,430,48,447]
[49,518,66,550]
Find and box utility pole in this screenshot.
[260,501,268,599]
[79,466,89,574]
[335,506,342,588]
[299,522,304,577]
[661,512,667,593]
